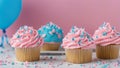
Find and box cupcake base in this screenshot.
[65,48,92,64]
[15,47,40,62]
[96,45,119,59]
[41,43,60,51]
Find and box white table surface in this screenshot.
[0,45,120,68]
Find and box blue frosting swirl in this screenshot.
[38,22,64,43]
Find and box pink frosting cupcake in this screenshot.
[93,22,120,59]
[10,25,44,62]
[61,26,94,64]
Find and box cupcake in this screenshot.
[38,22,64,51]
[93,22,120,59]
[61,26,94,64]
[10,26,44,62]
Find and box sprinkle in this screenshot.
[49,31,53,35]
[52,29,55,33]
[80,35,84,38]
[58,34,61,38]
[100,22,106,28]
[71,26,75,33]
[102,32,107,36]
[41,34,46,38]
[44,62,47,64]
[117,33,120,36]
[16,34,20,38]
[80,64,82,67]
[11,62,14,65]
[36,35,40,38]
[71,30,75,33]
[80,32,84,38]
[20,26,23,30]
[96,36,98,38]
[81,32,84,35]
[34,62,37,64]
[112,26,115,30]
[58,27,60,29]
[88,38,93,42]
[46,26,50,29]
[0,51,3,54]
[78,40,81,45]
[47,22,54,26]
[24,26,28,30]
[68,64,72,66]
[30,30,33,34]
[101,64,109,68]
[72,38,75,41]
[50,56,53,59]
[21,63,24,65]
[38,30,41,34]
[86,33,90,39]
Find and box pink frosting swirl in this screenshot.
[61,26,94,49]
[93,22,120,46]
[10,26,44,48]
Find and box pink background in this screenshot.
[1,0,120,37]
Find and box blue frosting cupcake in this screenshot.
[38,22,64,43]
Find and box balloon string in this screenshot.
[0,34,4,47]
[0,29,10,48]
[3,30,10,45]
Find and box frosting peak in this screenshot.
[61,26,94,49]
[10,25,44,48]
[93,22,120,46]
[38,22,64,43]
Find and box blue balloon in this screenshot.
[0,0,22,30]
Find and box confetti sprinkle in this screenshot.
[49,31,53,35]
[112,26,115,30]
[86,33,90,39]
[71,26,75,33]
[52,29,55,33]
[102,32,107,36]
[80,34,84,38]
[96,36,98,39]
[72,38,75,41]
[78,40,81,45]
[58,34,61,39]
[16,34,20,38]
[21,63,24,65]
[0,51,3,54]
[100,22,106,28]
[30,30,33,34]
[36,35,40,38]
[11,62,14,65]
[24,26,28,30]
[117,33,120,36]
[20,26,24,30]
[41,34,46,38]
[101,64,109,68]
[34,62,37,64]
